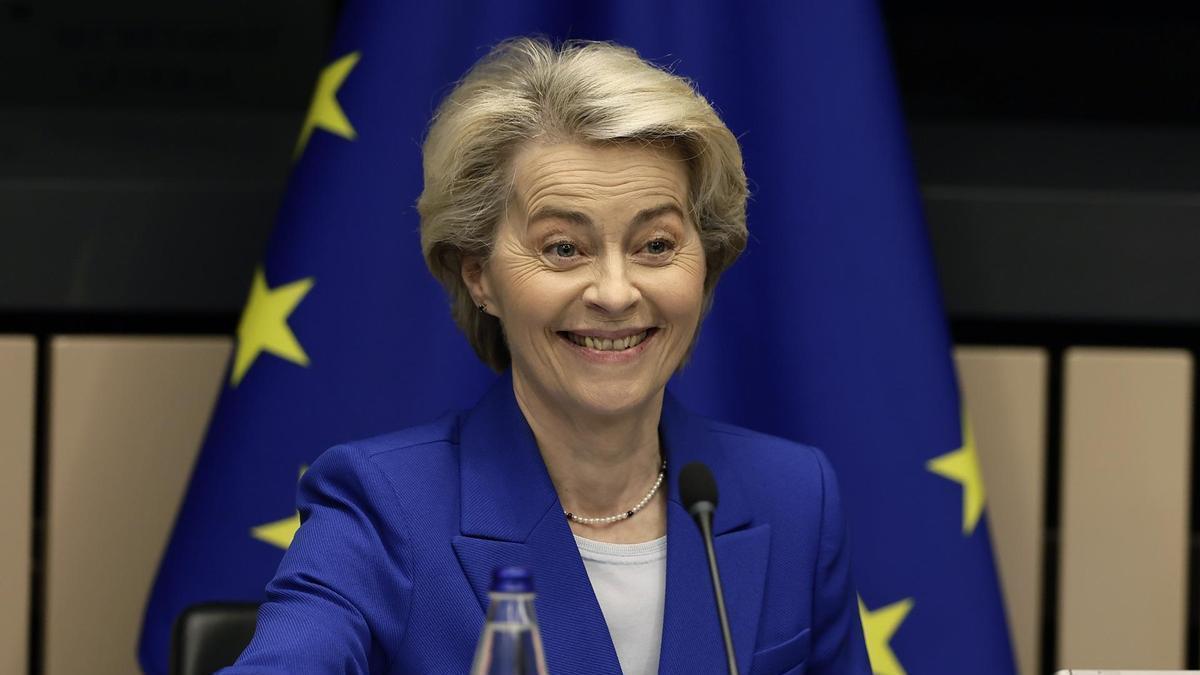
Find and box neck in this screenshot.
[511,371,665,525]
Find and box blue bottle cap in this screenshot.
[491,566,534,593]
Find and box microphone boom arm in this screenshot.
[693,501,739,675]
[680,462,739,675]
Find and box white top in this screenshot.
[574,535,667,675]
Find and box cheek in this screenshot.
[491,265,582,336]
[645,267,706,328]
[665,252,707,317]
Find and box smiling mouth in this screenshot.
[558,328,656,352]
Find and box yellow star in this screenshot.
[926,414,986,535]
[251,466,308,549]
[250,512,300,550]
[231,267,314,387]
[294,51,360,158]
[859,596,913,675]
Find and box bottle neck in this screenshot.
[471,590,548,675]
[485,591,538,625]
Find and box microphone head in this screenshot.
[679,462,719,514]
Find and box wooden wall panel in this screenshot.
[44,336,231,675]
[1057,348,1193,669]
[955,347,1048,675]
[0,336,36,675]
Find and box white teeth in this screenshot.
[566,330,650,351]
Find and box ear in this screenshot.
[461,255,494,316]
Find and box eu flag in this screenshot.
[140,2,1016,673]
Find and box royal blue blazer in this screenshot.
[225,373,870,674]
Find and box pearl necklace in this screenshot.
[564,459,667,525]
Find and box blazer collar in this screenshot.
[458,371,559,542]
[658,388,754,535]
[455,374,768,675]
[455,373,620,673]
[457,374,754,541]
[658,387,768,674]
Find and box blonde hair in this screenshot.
[418,37,748,371]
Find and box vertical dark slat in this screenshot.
[27,336,48,675]
[1037,347,1063,675]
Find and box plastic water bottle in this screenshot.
[469,566,550,675]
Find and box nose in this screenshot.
[582,254,640,315]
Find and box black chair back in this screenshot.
[170,603,259,675]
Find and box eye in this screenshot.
[642,238,675,256]
[544,241,578,259]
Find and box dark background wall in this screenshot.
[2,3,1199,328]
[0,0,334,322]
[888,6,1200,326]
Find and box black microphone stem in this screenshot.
[697,509,739,675]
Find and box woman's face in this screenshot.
[465,141,706,418]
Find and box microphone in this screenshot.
[679,462,739,675]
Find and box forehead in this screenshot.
[508,141,689,215]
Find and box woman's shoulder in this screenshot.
[346,409,464,456]
[705,418,834,474]
[698,417,843,513]
[304,409,467,493]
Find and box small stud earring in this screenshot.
[477,304,487,313]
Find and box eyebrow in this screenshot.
[527,203,685,229]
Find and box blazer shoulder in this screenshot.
[706,418,832,477]
[307,410,464,490]
[346,409,463,457]
[702,418,840,520]
[299,410,466,533]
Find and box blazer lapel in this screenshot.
[452,374,622,674]
[658,392,771,675]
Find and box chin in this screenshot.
[566,378,662,417]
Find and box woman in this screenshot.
[227,38,869,674]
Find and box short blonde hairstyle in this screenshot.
[418,37,748,371]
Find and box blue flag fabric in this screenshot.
[140,2,1016,673]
